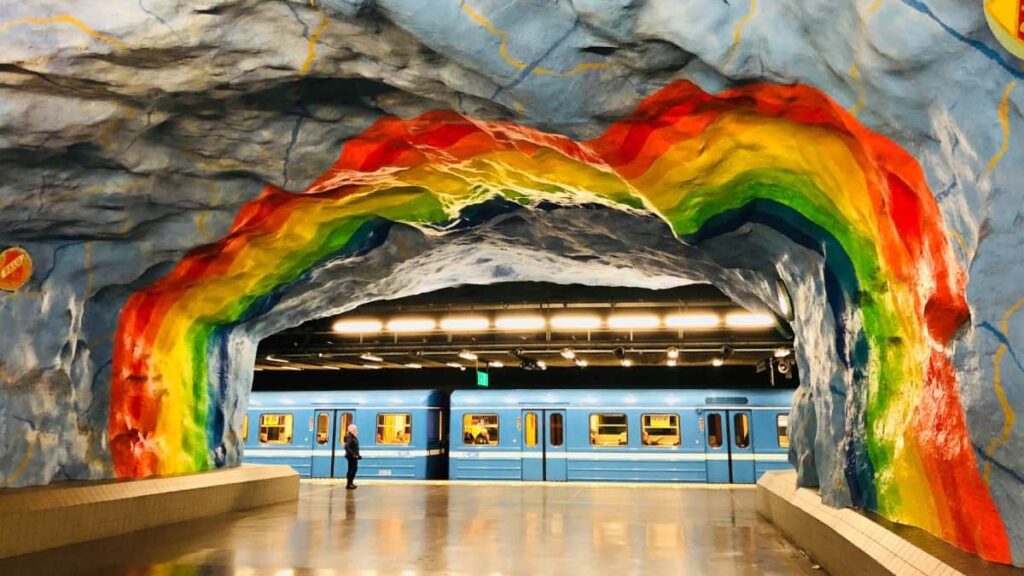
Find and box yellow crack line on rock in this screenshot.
[725,0,757,63]
[987,80,1016,176]
[948,229,969,260]
[3,432,37,487]
[984,294,1024,484]
[849,1,883,116]
[300,12,331,76]
[459,1,613,78]
[0,15,128,50]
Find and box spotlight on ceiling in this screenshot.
[774,348,792,358]
[575,358,588,368]
[359,352,383,362]
[664,313,720,329]
[620,358,634,367]
[560,347,576,360]
[712,357,724,367]
[607,313,661,330]
[440,316,490,331]
[332,318,383,334]
[536,360,547,371]
[724,312,775,328]
[386,317,437,332]
[405,363,423,369]
[495,315,546,331]
[550,314,602,330]
[488,360,504,368]
[667,358,677,367]
[666,346,680,360]
[446,362,466,371]
[458,350,478,361]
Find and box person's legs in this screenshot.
[346,457,358,488]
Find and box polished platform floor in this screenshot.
[0,481,820,575]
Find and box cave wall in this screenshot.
[0,0,1022,566]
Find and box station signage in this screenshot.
[0,247,32,291]
[476,370,489,388]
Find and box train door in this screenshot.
[704,410,730,483]
[729,410,755,483]
[521,410,543,481]
[520,409,567,481]
[332,410,355,479]
[311,410,334,477]
[545,410,567,481]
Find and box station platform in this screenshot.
[0,480,818,575]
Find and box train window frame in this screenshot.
[549,412,564,447]
[258,413,294,445]
[524,412,538,447]
[734,413,750,449]
[338,412,354,443]
[315,413,330,445]
[707,413,723,448]
[777,413,790,449]
[589,413,629,447]
[376,413,412,445]
[462,413,500,446]
[641,413,680,447]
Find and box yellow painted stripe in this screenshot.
[0,15,128,50]
[984,294,1024,483]
[300,13,331,76]
[987,81,1016,175]
[2,434,36,487]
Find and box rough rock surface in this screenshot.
[0,0,1021,566]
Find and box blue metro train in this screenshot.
[243,388,793,484]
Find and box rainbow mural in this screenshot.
[109,81,1010,562]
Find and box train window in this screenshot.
[437,410,444,442]
[549,413,564,447]
[258,414,293,445]
[589,414,628,446]
[338,412,353,442]
[377,413,412,445]
[707,414,723,448]
[734,413,750,448]
[463,414,499,445]
[641,414,680,446]
[525,412,538,447]
[777,414,790,448]
[243,415,249,442]
[316,413,330,445]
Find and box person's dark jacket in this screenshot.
[344,432,361,459]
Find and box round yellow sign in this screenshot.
[986,0,1024,59]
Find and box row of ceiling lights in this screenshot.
[265,345,792,371]
[331,311,775,334]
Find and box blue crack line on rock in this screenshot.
[980,321,1024,374]
[139,0,184,43]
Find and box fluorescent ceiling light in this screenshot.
[550,314,602,330]
[364,364,382,370]
[446,362,466,371]
[665,313,720,329]
[575,358,588,368]
[488,361,504,368]
[359,352,383,362]
[560,348,576,360]
[440,316,489,331]
[332,319,383,334]
[458,350,478,361]
[725,312,775,328]
[712,358,724,367]
[495,315,546,330]
[774,348,792,358]
[386,317,437,332]
[264,355,289,364]
[607,314,660,330]
[405,363,423,369]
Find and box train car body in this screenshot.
[244,389,447,479]
[449,388,793,484]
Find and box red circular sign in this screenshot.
[0,247,32,291]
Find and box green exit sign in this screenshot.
[476,370,489,388]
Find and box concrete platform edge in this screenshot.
[0,464,299,559]
[757,470,964,576]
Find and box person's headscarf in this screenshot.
[347,424,358,437]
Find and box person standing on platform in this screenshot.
[344,424,361,490]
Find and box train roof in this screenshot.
[450,388,793,409]
[249,389,446,408]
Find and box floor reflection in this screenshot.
[0,482,818,576]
